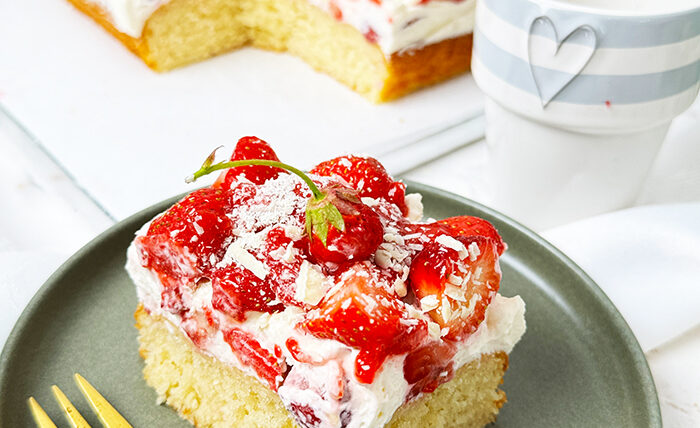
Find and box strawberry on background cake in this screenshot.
[126,136,526,427]
[66,0,475,101]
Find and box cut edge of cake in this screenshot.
[135,304,508,428]
[66,0,472,102]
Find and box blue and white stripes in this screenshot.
[472,0,700,130]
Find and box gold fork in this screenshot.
[28,373,132,428]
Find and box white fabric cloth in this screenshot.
[542,203,700,352]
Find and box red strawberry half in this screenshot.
[438,216,506,255]
[211,262,284,321]
[215,136,286,187]
[403,341,456,400]
[223,328,287,390]
[409,235,501,341]
[302,265,427,383]
[181,308,219,347]
[311,155,408,215]
[261,226,309,307]
[137,187,234,312]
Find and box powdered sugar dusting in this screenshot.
[228,174,309,234]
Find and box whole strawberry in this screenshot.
[311,155,408,215]
[215,136,286,187]
[306,186,383,271]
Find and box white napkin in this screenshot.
[542,203,700,352]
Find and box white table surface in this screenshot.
[1,15,699,421]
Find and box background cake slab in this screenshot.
[0,0,483,220]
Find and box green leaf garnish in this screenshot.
[305,196,346,246]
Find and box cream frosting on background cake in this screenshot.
[67,0,475,101]
[126,137,525,427]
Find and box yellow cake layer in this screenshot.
[135,304,508,427]
[67,0,472,102]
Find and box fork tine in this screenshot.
[52,385,92,428]
[28,397,58,428]
[74,373,133,428]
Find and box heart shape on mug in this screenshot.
[527,16,597,108]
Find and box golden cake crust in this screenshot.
[66,0,472,102]
[65,0,150,63]
[134,304,508,428]
[381,35,472,101]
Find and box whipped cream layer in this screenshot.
[88,0,474,55]
[127,244,525,428]
[309,0,475,54]
[89,0,169,38]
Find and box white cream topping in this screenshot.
[308,0,476,54]
[404,193,424,222]
[89,0,168,38]
[454,294,527,367]
[89,0,474,54]
[126,243,163,310]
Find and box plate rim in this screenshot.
[0,180,662,426]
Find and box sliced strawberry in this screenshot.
[438,216,506,255]
[287,403,321,428]
[329,0,343,20]
[211,262,284,321]
[262,227,309,307]
[302,265,427,383]
[307,187,383,271]
[181,308,219,347]
[409,235,501,341]
[223,328,287,390]
[215,136,286,187]
[310,155,408,215]
[137,188,234,312]
[356,347,395,385]
[403,341,456,400]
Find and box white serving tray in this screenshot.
[0,0,483,219]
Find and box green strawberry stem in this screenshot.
[187,158,324,201]
[186,151,344,245]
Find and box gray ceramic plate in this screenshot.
[0,182,661,427]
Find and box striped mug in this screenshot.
[472,0,700,229]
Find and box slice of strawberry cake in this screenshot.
[126,136,526,427]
